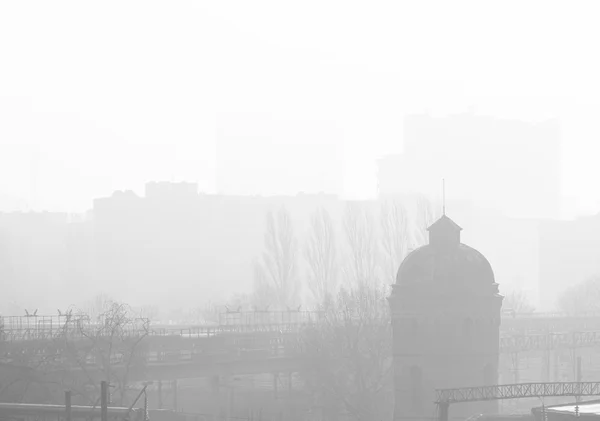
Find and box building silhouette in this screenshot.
[378,112,562,219]
[538,213,600,310]
[389,214,503,419]
[92,182,347,309]
[216,113,344,197]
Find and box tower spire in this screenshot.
[442,178,446,216]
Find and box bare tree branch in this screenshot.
[0,297,149,407]
[342,203,380,289]
[502,288,535,314]
[300,284,393,421]
[380,200,409,285]
[258,206,300,308]
[414,195,441,247]
[305,207,338,306]
[557,275,600,314]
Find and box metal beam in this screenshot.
[436,382,600,404]
[500,331,600,353]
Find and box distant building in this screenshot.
[0,211,73,311]
[92,183,347,308]
[216,113,344,197]
[389,214,503,420]
[378,112,562,219]
[145,181,199,199]
[538,212,600,311]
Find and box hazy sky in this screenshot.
[1,1,600,216]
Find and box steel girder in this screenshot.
[436,382,600,404]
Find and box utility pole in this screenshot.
[438,402,449,421]
[158,380,163,409]
[65,391,72,421]
[172,379,178,411]
[577,356,583,404]
[101,381,108,421]
[144,388,149,421]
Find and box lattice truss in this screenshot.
[500,331,600,353]
[436,382,600,403]
[6,311,600,355]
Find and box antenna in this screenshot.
[442,178,446,216]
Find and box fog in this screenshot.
[2,2,600,213]
[3,2,600,420]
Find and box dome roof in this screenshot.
[396,215,495,289]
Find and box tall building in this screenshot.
[389,214,503,420]
[378,112,562,219]
[538,212,600,311]
[216,113,344,197]
[0,211,74,312]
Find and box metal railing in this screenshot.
[218,310,325,326]
[0,311,322,342]
[436,382,600,404]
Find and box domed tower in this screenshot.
[389,214,503,420]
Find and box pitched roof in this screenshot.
[426,214,462,232]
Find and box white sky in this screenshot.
[1,1,600,216]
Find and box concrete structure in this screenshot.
[389,214,503,420]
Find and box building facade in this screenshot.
[389,214,503,420]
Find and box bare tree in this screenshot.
[502,288,535,314]
[251,259,278,309]
[305,207,338,305]
[379,200,409,285]
[414,195,441,247]
[300,284,393,421]
[557,275,600,314]
[342,202,379,288]
[59,301,149,406]
[192,301,220,324]
[135,304,160,321]
[258,207,300,308]
[81,293,115,320]
[0,301,149,407]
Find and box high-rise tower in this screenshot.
[389,214,503,419]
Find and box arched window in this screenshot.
[410,365,423,412]
[483,363,495,386]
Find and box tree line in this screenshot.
[230,195,441,312]
[220,196,441,421]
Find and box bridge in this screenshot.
[6,311,600,384]
[7,311,600,417]
[435,382,600,421]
